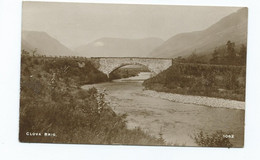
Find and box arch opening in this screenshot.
[108,63,153,81]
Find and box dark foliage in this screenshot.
[143,63,246,101]
[19,53,165,145]
[109,66,149,80]
[175,41,247,66]
[192,131,233,148]
[210,41,246,65]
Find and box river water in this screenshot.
[82,72,244,147]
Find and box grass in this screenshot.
[191,130,233,148]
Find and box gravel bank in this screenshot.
[142,90,245,110]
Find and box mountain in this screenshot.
[75,37,164,57]
[21,31,75,56]
[149,8,248,58]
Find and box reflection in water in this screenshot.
[82,72,244,147]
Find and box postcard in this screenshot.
[20,1,247,147]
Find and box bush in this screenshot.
[19,54,164,145]
[109,67,149,80]
[192,131,233,148]
[143,63,246,101]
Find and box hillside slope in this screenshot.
[149,8,248,58]
[22,31,75,56]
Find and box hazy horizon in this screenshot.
[22,2,241,49]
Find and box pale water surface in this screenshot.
[82,72,244,147]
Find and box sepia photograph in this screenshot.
[19,1,248,147]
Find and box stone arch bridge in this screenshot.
[90,57,173,77]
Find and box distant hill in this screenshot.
[75,37,164,57]
[149,8,248,58]
[21,31,75,56]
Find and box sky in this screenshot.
[22,2,240,49]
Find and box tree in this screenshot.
[187,52,198,63]
[226,41,235,56]
[32,48,38,57]
[226,41,236,64]
[238,44,247,65]
[175,56,185,62]
[210,48,220,64]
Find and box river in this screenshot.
[82,72,244,147]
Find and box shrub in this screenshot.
[192,130,233,148]
[143,63,246,101]
[19,54,164,145]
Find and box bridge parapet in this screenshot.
[90,57,173,77]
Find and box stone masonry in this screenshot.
[90,57,173,77]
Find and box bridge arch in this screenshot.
[108,63,155,78]
[90,57,173,78]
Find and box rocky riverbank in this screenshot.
[142,90,245,110]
